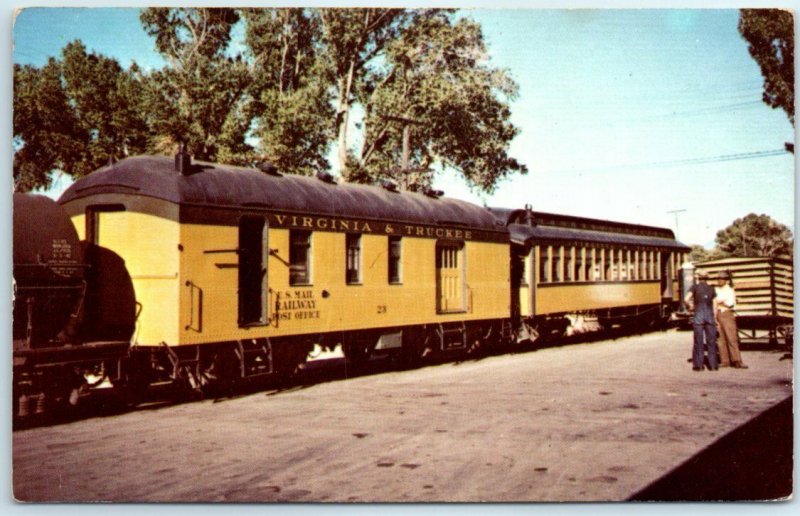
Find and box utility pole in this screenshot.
[379,113,424,190]
[667,209,686,239]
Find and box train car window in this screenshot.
[289,230,312,285]
[388,236,402,284]
[574,247,583,281]
[612,249,618,281]
[346,233,362,284]
[605,248,613,281]
[618,249,626,281]
[651,251,657,280]
[656,253,662,280]
[593,248,602,281]
[552,246,562,282]
[585,248,594,281]
[238,216,267,326]
[633,250,640,280]
[647,251,656,280]
[669,253,673,277]
[540,246,550,284]
[627,250,635,281]
[565,247,574,282]
[518,249,529,287]
[640,250,648,280]
[669,253,674,280]
[654,252,659,280]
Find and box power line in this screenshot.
[549,148,790,175]
[644,149,789,168]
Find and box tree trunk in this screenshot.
[401,123,411,189]
[337,60,356,175]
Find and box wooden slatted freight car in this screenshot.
[695,257,794,347]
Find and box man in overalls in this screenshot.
[684,271,718,371]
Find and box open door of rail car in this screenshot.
[238,216,268,327]
[660,251,674,317]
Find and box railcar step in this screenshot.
[236,339,274,377]
[437,324,467,351]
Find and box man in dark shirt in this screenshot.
[684,270,718,371]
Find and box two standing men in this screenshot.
[684,270,748,370]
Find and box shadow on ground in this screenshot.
[629,396,793,502]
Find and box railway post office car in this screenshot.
[491,207,690,339]
[58,151,510,392]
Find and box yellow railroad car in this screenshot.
[491,207,690,341]
[58,152,510,392]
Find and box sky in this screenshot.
[9,3,797,248]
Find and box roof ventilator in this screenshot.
[424,188,444,198]
[316,170,338,184]
[380,179,399,192]
[523,204,536,226]
[256,161,282,176]
[175,143,192,175]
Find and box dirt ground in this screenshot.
[12,329,794,502]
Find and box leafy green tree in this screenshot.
[357,10,527,192]
[715,213,793,258]
[61,41,151,174]
[739,9,794,124]
[318,8,526,192]
[140,7,252,162]
[319,8,412,176]
[14,7,527,194]
[13,59,81,191]
[689,244,726,263]
[13,42,151,191]
[243,8,334,175]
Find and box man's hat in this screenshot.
[718,271,732,279]
[697,270,709,279]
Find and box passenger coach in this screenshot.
[58,150,510,392]
[491,207,691,340]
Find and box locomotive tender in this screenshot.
[13,193,136,416]
[14,149,690,415]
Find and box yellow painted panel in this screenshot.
[465,240,510,320]
[71,214,86,240]
[536,282,661,315]
[519,285,531,315]
[520,247,536,317]
[179,223,241,344]
[176,224,510,345]
[72,209,181,346]
[96,211,179,277]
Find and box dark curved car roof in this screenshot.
[487,207,689,250]
[508,224,690,250]
[59,155,502,231]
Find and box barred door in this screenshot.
[436,243,465,312]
